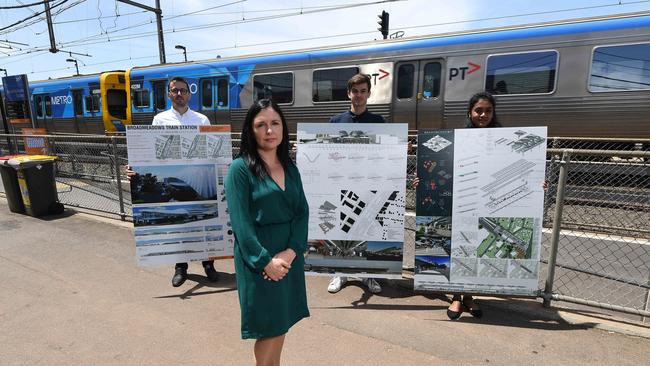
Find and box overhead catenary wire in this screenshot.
[0,0,51,10]
[0,0,69,32]
[0,0,87,35]
[0,0,396,56]
[2,0,650,77]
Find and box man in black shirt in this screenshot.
[329,73,386,124]
[328,74,384,294]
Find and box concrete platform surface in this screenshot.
[1,201,649,366]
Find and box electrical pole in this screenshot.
[44,0,58,53]
[117,0,166,64]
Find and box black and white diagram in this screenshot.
[339,190,405,241]
[183,134,207,159]
[298,123,408,278]
[155,134,181,159]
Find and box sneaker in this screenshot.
[327,276,347,293]
[172,267,187,287]
[362,278,382,294]
[204,263,219,282]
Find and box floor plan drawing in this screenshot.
[155,135,181,159]
[183,134,207,159]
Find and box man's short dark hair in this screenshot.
[347,74,372,93]
[168,76,189,91]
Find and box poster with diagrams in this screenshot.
[297,123,408,278]
[415,127,547,295]
[126,125,234,266]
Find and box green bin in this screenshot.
[7,155,64,217]
[0,155,25,213]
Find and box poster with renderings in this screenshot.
[415,127,547,295]
[126,125,234,266]
[297,123,408,279]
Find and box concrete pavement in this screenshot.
[1,199,649,366]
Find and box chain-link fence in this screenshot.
[0,133,130,219]
[541,145,650,323]
[1,133,649,323]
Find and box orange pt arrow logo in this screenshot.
[449,61,482,80]
[367,69,391,84]
[467,62,481,75]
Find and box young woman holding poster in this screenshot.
[413,92,499,319]
[225,99,310,365]
[445,92,502,319]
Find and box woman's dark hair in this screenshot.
[239,99,292,178]
[466,91,501,127]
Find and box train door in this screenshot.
[392,59,444,129]
[32,94,52,131]
[72,89,83,133]
[199,76,229,124]
[152,80,168,113]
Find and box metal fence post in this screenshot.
[543,149,571,307]
[641,274,650,324]
[111,136,126,221]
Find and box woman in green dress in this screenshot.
[225,99,309,365]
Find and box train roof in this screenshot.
[129,10,650,77]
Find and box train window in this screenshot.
[73,91,84,116]
[217,78,229,107]
[397,64,414,99]
[485,51,558,95]
[312,67,359,102]
[422,62,441,99]
[44,96,52,117]
[34,95,43,118]
[589,43,650,92]
[107,90,127,120]
[253,73,293,104]
[201,79,213,108]
[85,94,100,113]
[133,90,150,108]
[153,81,167,111]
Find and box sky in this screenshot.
[1,0,650,83]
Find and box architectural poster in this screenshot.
[415,127,547,295]
[297,123,408,279]
[126,125,234,266]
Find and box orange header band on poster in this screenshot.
[199,125,231,133]
[10,118,32,124]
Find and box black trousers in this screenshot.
[175,260,214,270]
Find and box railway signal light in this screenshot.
[378,11,389,39]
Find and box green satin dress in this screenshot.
[225,157,310,339]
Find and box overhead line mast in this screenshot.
[117,0,166,64]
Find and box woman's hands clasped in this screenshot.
[262,248,297,281]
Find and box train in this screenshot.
[2,10,649,137]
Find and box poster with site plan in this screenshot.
[414,127,547,295]
[126,125,234,266]
[297,123,408,279]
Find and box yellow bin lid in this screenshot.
[9,155,58,162]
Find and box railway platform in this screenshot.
[1,199,649,365]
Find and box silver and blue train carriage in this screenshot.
[1,71,129,134]
[126,63,238,127]
[6,11,648,137]
[126,11,650,138]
